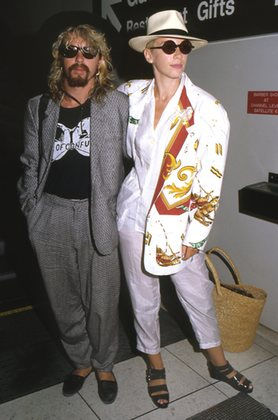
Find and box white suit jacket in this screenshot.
[117,73,230,275]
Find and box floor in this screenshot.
[1,327,278,420]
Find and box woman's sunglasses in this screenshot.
[150,40,193,55]
[59,44,99,59]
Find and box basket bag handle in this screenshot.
[205,247,242,296]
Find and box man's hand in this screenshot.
[182,245,199,260]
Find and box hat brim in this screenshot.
[128,34,208,52]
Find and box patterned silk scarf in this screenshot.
[151,86,195,215]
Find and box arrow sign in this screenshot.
[101,0,122,32]
[96,0,278,41]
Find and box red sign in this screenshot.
[247,91,278,115]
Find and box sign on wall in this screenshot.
[93,0,278,41]
[247,92,278,116]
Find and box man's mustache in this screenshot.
[69,63,89,73]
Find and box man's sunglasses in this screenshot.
[59,44,99,59]
[150,40,193,55]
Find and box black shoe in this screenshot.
[95,371,118,404]
[63,371,91,397]
[208,361,253,393]
[146,367,169,409]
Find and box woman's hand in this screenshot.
[182,245,199,260]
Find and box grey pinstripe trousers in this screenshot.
[29,193,120,371]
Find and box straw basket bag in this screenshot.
[205,247,267,352]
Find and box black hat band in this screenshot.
[150,29,188,36]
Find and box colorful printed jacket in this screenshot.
[117,74,230,275]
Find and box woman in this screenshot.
[117,10,253,408]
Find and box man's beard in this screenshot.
[64,63,91,87]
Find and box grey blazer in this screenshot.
[18,90,129,255]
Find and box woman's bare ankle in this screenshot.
[148,353,164,369]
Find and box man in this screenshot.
[18,24,128,403]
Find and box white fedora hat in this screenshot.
[129,10,207,52]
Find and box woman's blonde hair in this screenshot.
[48,24,114,102]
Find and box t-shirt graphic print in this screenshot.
[44,100,91,199]
[53,116,90,160]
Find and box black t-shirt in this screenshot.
[44,100,91,199]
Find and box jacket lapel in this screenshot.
[151,86,195,215]
[42,99,60,163]
[89,99,106,184]
[127,80,153,150]
[38,98,59,186]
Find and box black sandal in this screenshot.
[208,361,253,393]
[146,367,169,409]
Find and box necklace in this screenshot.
[61,90,89,138]
[61,89,84,106]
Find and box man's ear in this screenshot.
[99,56,105,67]
[97,57,106,74]
[144,48,153,64]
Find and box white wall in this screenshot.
[186,33,278,332]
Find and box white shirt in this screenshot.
[117,77,184,233]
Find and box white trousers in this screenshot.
[119,229,221,354]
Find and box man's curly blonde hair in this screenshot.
[48,24,114,102]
